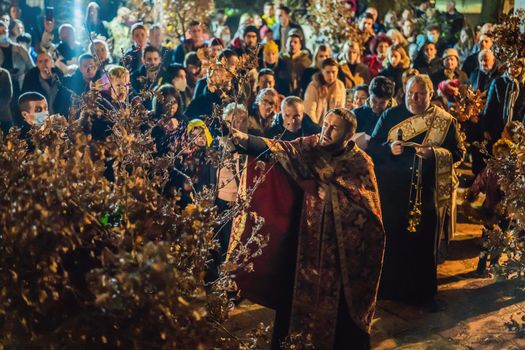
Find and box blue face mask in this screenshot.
[0,34,9,45]
[427,34,438,43]
[34,112,50,126]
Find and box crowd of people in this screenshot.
[1,0,524,349]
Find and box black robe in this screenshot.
[368,104,464,302]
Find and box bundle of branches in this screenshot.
[0,49,268,349]
[486,122,525,336]
[304,0,362,54]
[492,10,525,67]
[163,0,215,43]
[448,85,486,124]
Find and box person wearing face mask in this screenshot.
[430,48,468,90]
[164,64,191,110]
[266,96,320,141]
[130,46,165,109]
[416,24,447,57]
[260,39,291,96]
[368,75,464,309]
[0,20,34,98]
[353,76,395,138]
[304,58,346,124]
[21,51,70,116]
[339,40,371,88]
[413,42,440,76]
[14,92,50,142]
[64,53,98,96]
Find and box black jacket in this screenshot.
[259,58,292,96]
[430,68,468,90]
[22,67,71,116]
[468,65,502,93]
[481,74,525,141]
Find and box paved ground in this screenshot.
[225,224,525,349]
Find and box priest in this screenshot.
[368,75,465,307]
[229,108,385,349]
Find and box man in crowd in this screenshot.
[65,53,97,96]
[122,23,149,73]
[173,21,207,65]
[279,29,311,96]
[15,91,49,140]
[271,4,303,51]
[22,50,70,116]
[441,0,464,46]
[368,75,464,309]
[131,46,165,109]
[266,96,320,140]
[229,107,385,349]
[481,58,525,150]
[468,49,501,93]
[353,76,395,137]
[149,24,173,64]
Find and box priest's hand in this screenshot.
[230,127,249,149]
[390,141,404,155]
[416,146,433,159]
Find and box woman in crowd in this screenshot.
[363,33,392,77]
[300,44,332,97]
[379,44,410,96]
[339,39,372,88]
[304,57,346,124]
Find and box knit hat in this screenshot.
[437,79,459,99]
[243,25,259,39]
[442,48,459,61]
[263,40,279,55]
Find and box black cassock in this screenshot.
[368,104,464,303]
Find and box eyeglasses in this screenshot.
[260,99,276,107]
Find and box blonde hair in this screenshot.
[342,40,361,63]
[107,65,129,80]
[313,44,332,66]
[386,29,408,48]
[88,39,112,63]
[386,44,410,69]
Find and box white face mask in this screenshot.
[34,111,50,126]
[174,78,187,92]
